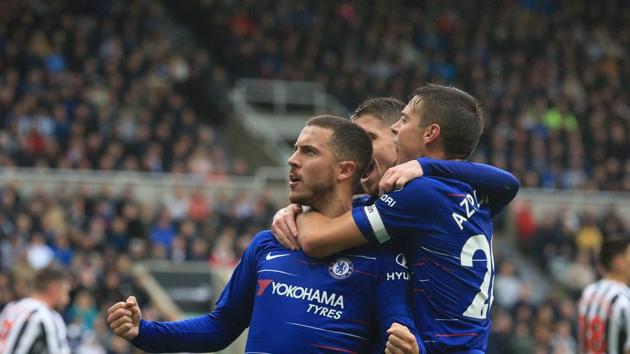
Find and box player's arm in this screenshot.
[373,251,424,354]
[380,158,519,216]
[109,234,263,352]
[297,209,368,258]
[299,180,435,258]
[417,158,520,216]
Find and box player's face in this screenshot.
[51,280,71,311]
[287,126,338,206]
[354,115,398,195]
[391,98,428,164]
[624,245,630,283]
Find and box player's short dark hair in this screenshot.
[306,115,373,187]
[350,97,406,125]
[599,235,630,271]
[33,266,69,293]
[410,84,484,159]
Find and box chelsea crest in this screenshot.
[328,257,354,279]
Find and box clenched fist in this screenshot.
[385,322,420,354]
[107,296,142,341]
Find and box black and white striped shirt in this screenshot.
[579,279,630,354]
[0,298,70,354]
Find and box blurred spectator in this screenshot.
[487,307,513,354]
[163,188,190,223]
[575,212,603,257]
[149,209,176,251]
[26,232,54,269]
[562,251,596,297]
[515,201,536,251]
[68,290,99,331]
[511,322,535,354]
[494,260,525,310]
[209,226,238,267]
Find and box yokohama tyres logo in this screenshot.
[255,279,345,309]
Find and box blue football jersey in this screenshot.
[132,230,420,354]
[353,177,496,353]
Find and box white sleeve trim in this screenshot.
[364,205,390,243]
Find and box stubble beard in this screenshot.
[289,177,336,210]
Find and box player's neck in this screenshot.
[32,293,54,309]
[311,188,353,218]
[425,150,466,161]
[605,272,628,284]
[423,149,448,160]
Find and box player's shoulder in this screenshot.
[404,176,474,198]
[248,230,281,251]
[409,175,470,189]
[2,298,48,315]
[379,176,449,209]
[352,194,377,208]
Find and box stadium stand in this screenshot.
[0,0,239,176]
[0,0,628,353]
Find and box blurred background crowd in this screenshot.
[0,0,628,353]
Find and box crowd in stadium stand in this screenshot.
[191,0,629,192]
[1,0,629,353]
[0,0,240,177]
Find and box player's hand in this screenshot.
[107,296,142,341]
[379,160,423,195]
[385,323,420,354]
[271,204,302,250]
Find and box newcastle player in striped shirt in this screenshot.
[579,235,630,354]
[0,266,71,354]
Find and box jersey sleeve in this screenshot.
[352,179,438,244]
[418,157,519,216]
[131,232,267,352]
[371,249,424,354]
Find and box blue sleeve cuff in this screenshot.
[130,319,151,349]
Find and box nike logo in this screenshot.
[265,252,291,261]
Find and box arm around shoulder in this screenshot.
[297,210,368,258]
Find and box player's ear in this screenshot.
[423,123,441,144]
[337,160,357,183]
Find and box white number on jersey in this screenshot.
[460,234,494,319]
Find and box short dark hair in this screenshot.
[411,84,484,159]
[306,115,373,187]
[351,97,406,125]
[33,266,69,293]
[599,235,630,271]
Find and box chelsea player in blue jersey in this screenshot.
[107,116,423,354]
[274,87,520,353]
